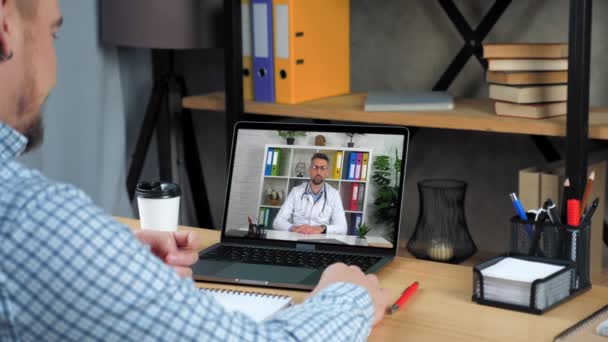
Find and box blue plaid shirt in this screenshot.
[0,123,374,341]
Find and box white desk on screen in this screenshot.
[227,228,393,248]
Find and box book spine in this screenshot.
[265,148,274,176]
[333,151,343,179]
[350,183,359,211]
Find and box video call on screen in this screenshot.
[225,129,405,249]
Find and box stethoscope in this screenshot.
[297,183,328,217]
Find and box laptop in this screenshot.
[193,122,409,290]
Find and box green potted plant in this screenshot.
[371,148,402,242]
[355,221,372,246]
[356,221,372,238]
[345,132,364,147]
[277,130,306,145]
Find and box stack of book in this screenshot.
[483,43,568,119]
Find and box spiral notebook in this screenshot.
[554,304,608,341]
[202,288,293,322]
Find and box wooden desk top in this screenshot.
[117,218,608,342]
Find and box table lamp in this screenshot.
[101,0,222,227]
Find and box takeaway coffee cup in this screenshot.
[136,181,181,231]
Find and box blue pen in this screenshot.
[509,193,534,238]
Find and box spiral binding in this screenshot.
[554,304,608,341]
[201,288,291,300]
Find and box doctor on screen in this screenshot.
[273,153,348,235]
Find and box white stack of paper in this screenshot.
[480,257,567,307]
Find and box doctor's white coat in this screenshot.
[272,182,348,235]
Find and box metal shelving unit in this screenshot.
[214,0,593,213]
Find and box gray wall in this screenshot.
[136,0,608,256]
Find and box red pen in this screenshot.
[389,281,419,314]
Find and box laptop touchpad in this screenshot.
[216,263,317,283]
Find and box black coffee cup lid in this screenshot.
[136,181,181,199]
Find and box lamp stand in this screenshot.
[126,50,213,228]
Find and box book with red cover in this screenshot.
[350,183,359,211]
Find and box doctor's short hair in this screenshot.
[310,153,330,164]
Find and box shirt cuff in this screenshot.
[305,282,374,322]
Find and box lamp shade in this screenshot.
[101,0,223,49]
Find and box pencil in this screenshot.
[561,178,570,222]
[580,170,595,218]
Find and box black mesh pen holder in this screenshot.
[509,216,591,290]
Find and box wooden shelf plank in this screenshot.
[183,92,608,140]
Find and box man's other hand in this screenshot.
[309,263,391,325]
[135,230,202,278]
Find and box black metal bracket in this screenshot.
[434,0,564,164]
[530,136,562,163]
[566,0,592,199]
[433,0,512,91]
[126,51,214,228]
[224,0,244,172]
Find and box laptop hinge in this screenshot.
[296,243,315,251]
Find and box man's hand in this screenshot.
[134,230,202,278]
[291,224,325,234]
[308,263,391,326]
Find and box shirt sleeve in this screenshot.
[2,182,374,341]
[273,188,296,231]
[327,190,348,235]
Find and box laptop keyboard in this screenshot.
[201,245,382,272]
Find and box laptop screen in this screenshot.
[223,122,408,250]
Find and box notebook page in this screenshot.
[203,289,293,322]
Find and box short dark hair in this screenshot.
[311,153,329,164]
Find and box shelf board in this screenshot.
[264,176,289,179]
[260,205,281,209]
[344,210,363,214]
[183,92,608,140]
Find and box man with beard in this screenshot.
[0,1,389,340]
[274,153,348,235]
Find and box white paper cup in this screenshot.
[136,181,181,232]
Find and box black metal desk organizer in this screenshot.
[248,223,267,239]
[472,215,591,314]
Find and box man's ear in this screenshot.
[0,0,13,59]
